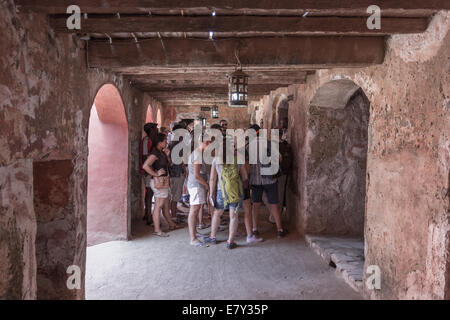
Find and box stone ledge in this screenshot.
[305,235,365,293]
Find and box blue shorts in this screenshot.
[251,182,279,204]
[214,190,241,211]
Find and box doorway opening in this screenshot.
[87,84,129,246]
[305,79,370,292]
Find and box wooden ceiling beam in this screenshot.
[143,87,284,98]
[128,77,306,86]
[132,82,302,90]
[16,0,450,14]
[50,15,429,35]
[161,97,264,105]
[119,67,316,75]
[88,36,385,69]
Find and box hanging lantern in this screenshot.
[228,69,249,107]
[211,105,219,119]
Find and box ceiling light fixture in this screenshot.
[228,46,249,107]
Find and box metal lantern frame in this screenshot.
[211,105,219,119]
[228,68,249,107]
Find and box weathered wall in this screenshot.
[257,11,450,299]
[0,159,36,299]
[33,159,74,299]
[0,0,154,299]
[305,90,369,236]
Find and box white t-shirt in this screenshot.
[187,150,209,189]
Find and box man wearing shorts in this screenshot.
[249,127,288,238]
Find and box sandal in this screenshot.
[169,224,184,231]
[153,231,169,237]
[190,239,206,247]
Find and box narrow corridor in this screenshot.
[86,211,361,300]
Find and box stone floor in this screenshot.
[305,235,365,292]
[85,210,362,300]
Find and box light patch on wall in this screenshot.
[42,132,57,154]
[0,85,12,111]
[389,11,450,63]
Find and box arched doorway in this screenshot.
[87,84,129,246]
[156,107,162,128]
[146,105,154,123]
[304,79,370,291]
[306,79,370,236]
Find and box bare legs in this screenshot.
[188,204,202,244]
[252,202,261,233]
[152,198,164,233]
[162,198,177,228]
[198,204,204,227]
[153,197,177,234]
[210,209,223,239]
[228,209,239,244]
[269,203,283,231]
[209,208,238,244]
[243,199,253,237]
[252,202,283,232]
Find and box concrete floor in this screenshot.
[86,211,362,300]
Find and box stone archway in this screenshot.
[87,84,129,246]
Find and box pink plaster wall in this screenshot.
[146,106,154,122]
[87,85,129,246]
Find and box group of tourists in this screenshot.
[139,118,292,249]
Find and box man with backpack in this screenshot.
[268,129,293,224]
[140,122,158,224]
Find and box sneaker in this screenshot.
[246,235,263,243]
[252,229,260,236]
[197,223,209,230]
[226,241,237,250]
[203,236,217,244]
[277,229,288,238]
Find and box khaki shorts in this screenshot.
[170,176,184,202]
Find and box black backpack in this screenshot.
[279,141,293,175]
